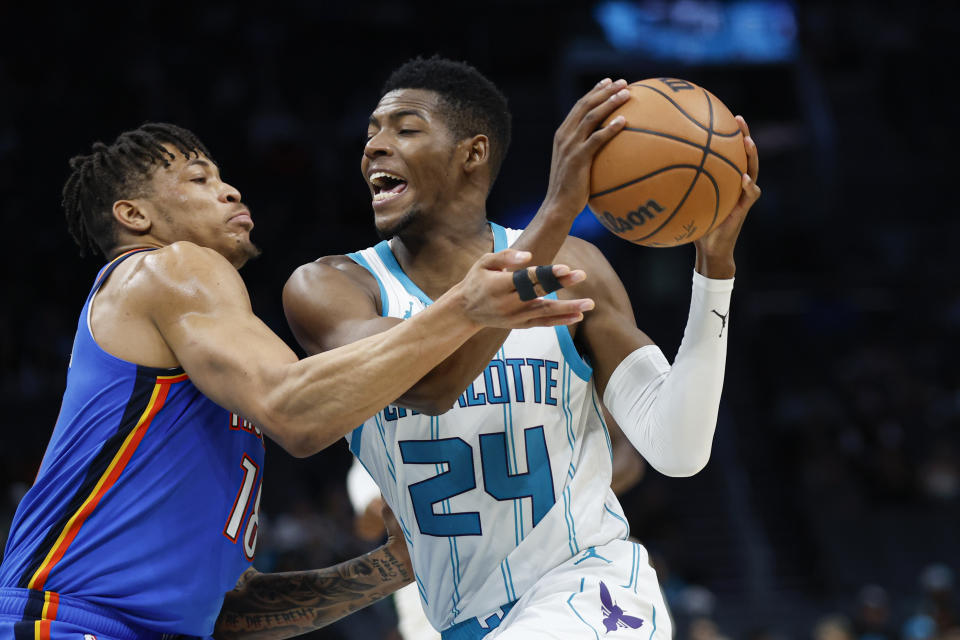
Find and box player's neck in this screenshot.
[108,239,164,260]
[391,214,492,301]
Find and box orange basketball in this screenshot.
[588,78,747,247]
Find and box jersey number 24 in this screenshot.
[399,426,555,537]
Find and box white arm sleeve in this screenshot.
[602,270,733,477]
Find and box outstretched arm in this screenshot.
[214,507,412,640]
[283,258,589,416]
[137,244,589,456]
[285,78,633,414]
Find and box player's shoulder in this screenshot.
[286,254,374,291]
[283,254,379,311]
[130,242,242,295]
[139,241,233,276]
[101,243,246,323]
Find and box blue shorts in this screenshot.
[0,588,205,640]
[0,618,123,640]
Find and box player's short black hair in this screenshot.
[62,122,212,257]
[381,55,512,187]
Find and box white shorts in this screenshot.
[442,538,672,640]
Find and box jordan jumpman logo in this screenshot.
[711,309,728,338]
[574,546,612,565]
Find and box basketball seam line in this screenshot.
[696,170,721,236]
[630,88,717,243]
[589,164,702,199]
[589,164,723,222]
[618,127,744,178]
[633,82,741,137]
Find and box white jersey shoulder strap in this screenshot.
[346,223,516,317]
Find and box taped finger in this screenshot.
[535,265,564,295]
[513,268,538,302]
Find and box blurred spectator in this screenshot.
[853,584,894,640]
[918,563,958,633]
[900,614,936,640]
[745,628,789,640]
[688,616,731,640]
[813,614,855,640]
[917,445,960,503]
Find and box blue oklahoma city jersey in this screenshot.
[347,224,631,631]
[0,249,265,638]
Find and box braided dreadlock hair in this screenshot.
[62,122,213,257]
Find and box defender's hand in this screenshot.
[455,249,594,329]
[542,78,631,218]
[694,115,761,278]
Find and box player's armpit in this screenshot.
[602,404,645,496]
[557,236,655,397]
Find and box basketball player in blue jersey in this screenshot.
[283,57,761,639]
[0,123,596,640]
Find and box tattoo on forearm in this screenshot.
[213,545,413,640]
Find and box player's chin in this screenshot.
[374,206,417,241]
[231,238,262,269]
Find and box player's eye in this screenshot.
[398,129,419,135]
[190,177,207,184]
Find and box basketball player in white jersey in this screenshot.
[284,56,761,639]
[344,403,644,640]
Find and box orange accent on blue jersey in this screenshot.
[0,250,265,637]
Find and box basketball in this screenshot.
[588,77,747,247]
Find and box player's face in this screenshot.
[142,148,260,268]
[362,89,462,238]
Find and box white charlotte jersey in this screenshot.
[346,223,630,631]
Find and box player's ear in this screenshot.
[112,199,152,234]
[462,134,490,175]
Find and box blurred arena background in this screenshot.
[1,1,957,638]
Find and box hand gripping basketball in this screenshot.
[588,77,750,247]
[541,78,631,220]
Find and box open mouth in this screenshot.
[370,171,408,203]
